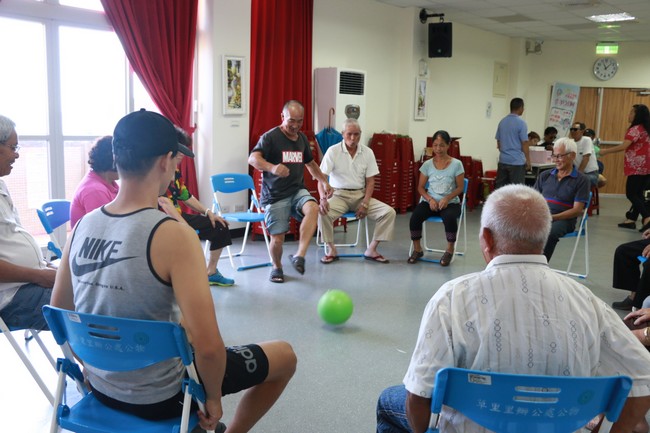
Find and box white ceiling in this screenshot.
[375,0,650,42]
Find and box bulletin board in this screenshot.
[546,82,580,138]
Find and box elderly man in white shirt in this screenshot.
[376,184,650,433]
[0,115,56,330]
[317,118,396,264]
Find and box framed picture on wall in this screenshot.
[223,55,245,115]
[414,78,427,121]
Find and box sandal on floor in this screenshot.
[320,255,340,264]
[269,268,284,283]
[407,250,424,264]
[289,254,305,274]
[440,251,453,267]
[363,254,390,264]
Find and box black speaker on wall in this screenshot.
[428,22,452,58]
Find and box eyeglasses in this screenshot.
[569,127,580,132]
[3,144,20,153]
[551,152,572,159]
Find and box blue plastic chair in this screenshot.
[427,367,632,433]
[552,192,592,279]
[36,199,71,259]
[412,178,468,264]
[42,306,214,433]
[209,173,272,271]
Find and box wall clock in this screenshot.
[593,57,619,81]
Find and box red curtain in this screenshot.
[249,0,314,150]
[101,0,200,202]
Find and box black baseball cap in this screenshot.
[112,109,194,158]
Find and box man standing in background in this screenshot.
[495,97,529,189]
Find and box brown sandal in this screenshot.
[408,250,424,264]
[440,251,453,267]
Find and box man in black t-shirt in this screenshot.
[249,100,332,283]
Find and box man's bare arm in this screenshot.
[0,260,56,288]
[610,396,650,433]
[406,391,432,433]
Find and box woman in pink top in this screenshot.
[601,104,650,232]
[70,136,119,227]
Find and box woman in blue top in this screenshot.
[408,130,465,266]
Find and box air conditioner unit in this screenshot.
[314,67,366,133]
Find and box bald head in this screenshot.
[480,184,551,257]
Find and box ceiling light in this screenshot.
[587,12,635,23]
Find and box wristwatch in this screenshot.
[361,202,369,209]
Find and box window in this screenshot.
[0,2,155,238]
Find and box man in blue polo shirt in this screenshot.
[534,137,590,261]
[495,97,530,189]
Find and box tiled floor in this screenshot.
[1,195,643,432]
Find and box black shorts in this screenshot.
[90,343,269,420]
[182,213,232,250]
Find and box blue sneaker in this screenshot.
[208,270,234,286]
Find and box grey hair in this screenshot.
[0,115,16,144]
[481,184,551,254]
[553,137,577,154]
[341,118,360,131]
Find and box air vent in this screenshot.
[339,71,365,95]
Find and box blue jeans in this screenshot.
[0,283,51,330]
[377,385,412,433]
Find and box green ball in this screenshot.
[317,289,353,325]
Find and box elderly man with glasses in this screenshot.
[0,115,56,330]
[533,137,590,262]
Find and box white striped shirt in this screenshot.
[404,254,650,433]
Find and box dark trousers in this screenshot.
[182,213,232,250]
[544,219,575,262]
[612,238,650,308]
[409,201,461,243]
[495,163,526,189]
[625,175,650,221]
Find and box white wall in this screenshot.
[196,0,650,205]
[312,0,412,141]
[196,0,251,213]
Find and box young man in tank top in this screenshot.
[51,109,296,433]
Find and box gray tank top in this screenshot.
[69,206,184,404]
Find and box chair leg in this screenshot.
[554,221,589,279]
[0,319,54,405]
[224,222,273,272]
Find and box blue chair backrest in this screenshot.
[37,199,71,234]
[429,367,632,433]
[211,173,255,194]
[42,306,194,372]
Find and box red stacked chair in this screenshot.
[449,138,461,159]
[458,156,480,211]
[397,136,415,214]
[370,133,399,210]
[482,169,497,200]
